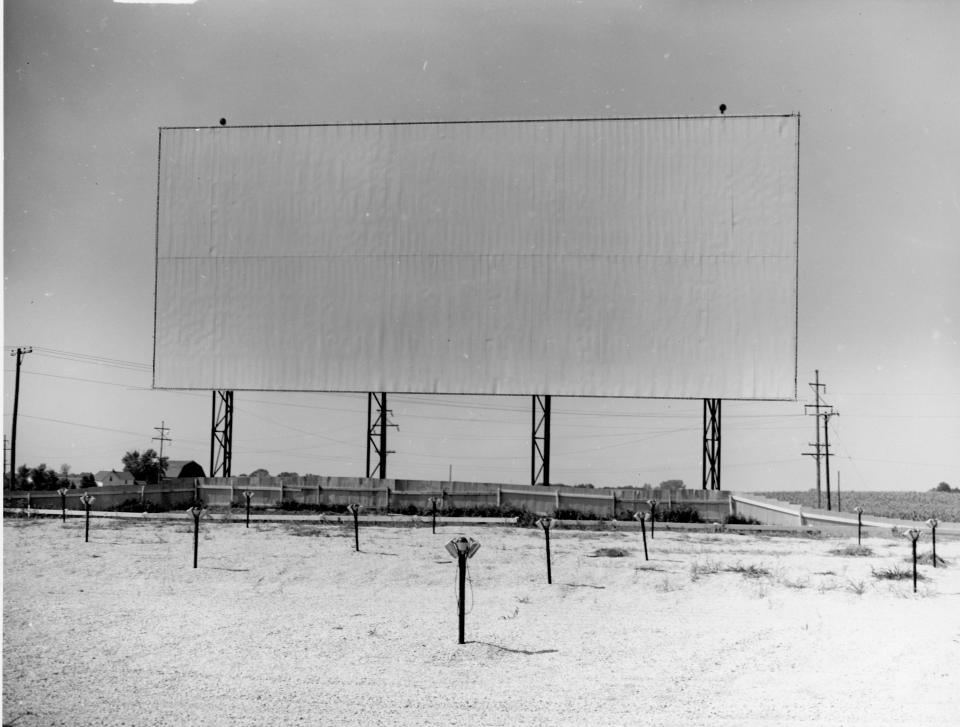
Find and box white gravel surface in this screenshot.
[3,516,959,726]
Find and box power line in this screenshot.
[4,369,149,388]
[26,346,152,372]
[19,413,149,438]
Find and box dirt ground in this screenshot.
[3,516,959,726]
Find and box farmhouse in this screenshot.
[94,470,136,487]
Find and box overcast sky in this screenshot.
[4,0,958,493]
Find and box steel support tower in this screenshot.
[210,390,234,478]
[531,395,552,486]
[366,392,388,479]
[702,398,721,490]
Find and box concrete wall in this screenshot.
[3,482,198,511]
[5,477,732,521]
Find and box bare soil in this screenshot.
[4,517,959,726]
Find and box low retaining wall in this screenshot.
[730,492,960,536]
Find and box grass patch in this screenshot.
[831,544,874,557]
[689,559,721,581]
[723,562,771,579]
[654,576,682,593]
[589,547,630,558]
[872,565,926,582]
[911,552,948,567]
[2,515,50,526]
[635,564,666,573]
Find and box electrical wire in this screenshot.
[5,369,149,389]
[26,347,152,372]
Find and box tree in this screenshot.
[15,463,66,490]
[659,479,685,490]
[278,471,299,478]
[122,449,168,484]
[80,473,97,488]
[933,482,953,493]
[250,468,270,478]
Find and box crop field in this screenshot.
[4,516,959,726]
[757,490,960,523]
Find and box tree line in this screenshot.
[6,449,168,490]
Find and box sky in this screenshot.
[3,0,959,493]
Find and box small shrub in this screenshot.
[725,513,761,525]
[415,504,539,526]
[656,506,703,523]
[109,498,195,513]
[846,579,867,595]
[111,498,165,513]
[279,500,325,512]
[554,508,602,521]
[514,510,539,527]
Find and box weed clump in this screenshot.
[589,547,630,558]
[831,544,874,557]
[689,560,721,580]
[846,579,867,595]
[906,552,948,567]
[872,565,926,581]
[723,562,771,579]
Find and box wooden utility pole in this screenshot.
[9,347,32,487]
[153,421,171,460]
[823,410,839,511]
[803,370,832,508]
[152,421,172,484]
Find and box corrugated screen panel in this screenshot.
[155,116,798,399]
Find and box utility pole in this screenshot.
[153,421,171,460]
[803,370,830,508]
[152,421,172,485]
[366,394,397,479]
[9,346,32,488]
[823,410,839,511]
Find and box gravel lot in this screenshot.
[4,516,959,726]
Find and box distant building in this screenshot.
[164,460,206,479]
[94,470,136,486]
